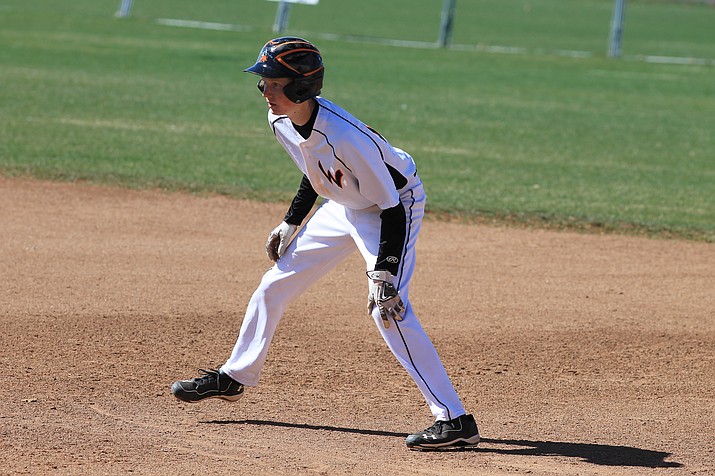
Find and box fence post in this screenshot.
[115,0,134,18]
[608,0,627,57]
[273,1,293,33]
[438,0,457,48]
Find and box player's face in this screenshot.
[258,77,294,115]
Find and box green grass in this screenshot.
[0,0,713,240]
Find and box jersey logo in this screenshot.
[318,161,344,188]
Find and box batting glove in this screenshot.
[366,270,405,328]
[266,221,297,262]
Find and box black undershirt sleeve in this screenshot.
[374,202,407,276]
[284,175,319,226]
[284,103,320,226]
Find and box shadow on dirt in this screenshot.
[476,437,681,468]
[205,419,681,468]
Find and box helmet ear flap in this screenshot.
[283,73,323,103]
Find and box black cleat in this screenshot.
[171,369,244,403]
[406,413,480,451]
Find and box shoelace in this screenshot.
[424,420,447,435]
[195,368,220,384]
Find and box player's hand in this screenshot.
[266,221,297,262]
[366,270,405,328]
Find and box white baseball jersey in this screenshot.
[269,97,420,211]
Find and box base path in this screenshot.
[1,177,713,475]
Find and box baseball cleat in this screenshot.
[171,369,244,403]
[405,413,480,451]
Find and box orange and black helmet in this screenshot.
[245,37,324,104]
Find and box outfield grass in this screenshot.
[0,0,713,240]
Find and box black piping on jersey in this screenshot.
[272,105,410,192]
[270,115,286,134]
[318,103,409,191]
[394,191,413,290]
[394,189,413,290]
[269,116,355,175]
[311,129,353,173]
[392,189,453,421]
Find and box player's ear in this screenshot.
[257,79,265,93]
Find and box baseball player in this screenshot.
[171,37,480,451]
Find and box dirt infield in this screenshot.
[1,176,713,475]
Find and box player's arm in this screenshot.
[375,202,406,276]
[339,131,409,324]
[284,174,318,225]
[266,175,318,261]
[366,201,407,328]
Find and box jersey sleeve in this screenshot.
[338,132,402,211]
[338,128,407,274]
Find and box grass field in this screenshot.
[1,0,713,240]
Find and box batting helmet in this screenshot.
[244,37,324,104]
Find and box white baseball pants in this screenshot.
[221,188,466,421]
